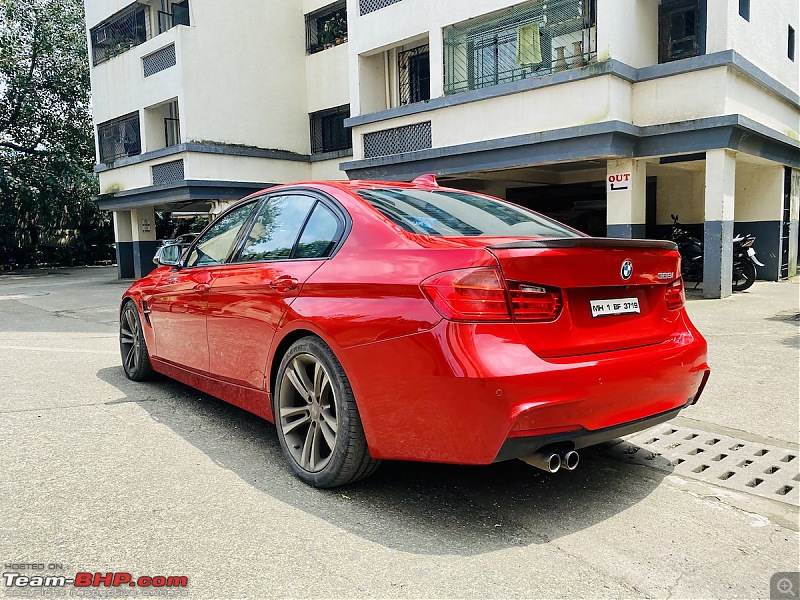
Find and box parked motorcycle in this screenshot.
[668,215,764,292]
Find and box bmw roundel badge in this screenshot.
[621,260,633,280]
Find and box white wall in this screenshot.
[733,163,785,222]
[596,0,658,67]
[709,0,799,90]
[656,167,706,224]
[179,1,309,154]
[632,68,728,127]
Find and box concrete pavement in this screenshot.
[0,267,797,599]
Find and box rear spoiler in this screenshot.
[489,237,678,251]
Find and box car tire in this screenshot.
[120,300,153,382]
[274,336,380,488]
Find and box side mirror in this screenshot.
[155,243,182,267]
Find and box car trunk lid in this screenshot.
[487,238,684,358]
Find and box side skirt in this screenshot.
[150,358,273,422]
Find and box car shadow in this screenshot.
[97,366,671,556]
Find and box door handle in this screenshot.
[269,276,299,291]
[194,283,211,293]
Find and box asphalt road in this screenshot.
[1,267,798,599]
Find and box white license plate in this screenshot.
[590,297,640,317]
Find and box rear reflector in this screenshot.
[421,267,511,322]
[507,282,563,322]
[665,277,685,310]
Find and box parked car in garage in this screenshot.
[120,175,710,488]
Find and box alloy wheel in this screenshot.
[278,353,338,472]
[120,305,141,375]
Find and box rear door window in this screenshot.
[237,195,316,262]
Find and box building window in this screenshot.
[90,3,150,66]
[97,112,141,164]
[399,45,430,105]
[659,0,703,63]
[738,0,750,21]
[158,0,190,35]
[789,25,796,61]
[306,1,347,54]
[444,0,597,95]
[310,105,351,154]
[164,101,181,148]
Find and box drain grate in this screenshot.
[601,424,799,506]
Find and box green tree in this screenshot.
[0,0,109,267]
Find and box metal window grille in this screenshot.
[152,160,185,186]
[97,113,141,164]
[658,0,701,63]
[363,122,431,158]
[143,44,176,77]
[399,45,430,106]
[90,3,151,66]
[310,105,351,154]
[444,0,597,95]
[306,1,347,54]
[158,0,190,34]
[359,0,402,16]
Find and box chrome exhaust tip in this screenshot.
[561,450,579,471]
[521,450,561,473]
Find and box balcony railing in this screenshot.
[90,3,151,66]
[444,0,597,95]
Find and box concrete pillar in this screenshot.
[703,149,736,298]
[428,29,444,100]
[131,206,158,280]
[606,158,646,238]
[113,211,135,279]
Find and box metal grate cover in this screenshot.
[603,424,799,506]
[363,122,431,159]
[359,0,402,16]
[143,44,176,77]
[152,159,184,186]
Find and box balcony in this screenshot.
[444,0,596,95]
[97,112,141,164]
[90,0,189,67]
[306,1,347,54]
[90,3,150,66]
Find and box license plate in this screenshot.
[590,297,640,317]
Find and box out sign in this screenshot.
[607,173,631,192]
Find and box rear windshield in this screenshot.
[356,188,580,238]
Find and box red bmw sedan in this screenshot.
[120,175,709,488]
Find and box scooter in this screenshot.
[668,215,764,292]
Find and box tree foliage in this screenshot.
[0,0,111,267]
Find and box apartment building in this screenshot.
[86,0,800,298]
[86,0,352,278]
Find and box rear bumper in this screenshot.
[494,403,687,462]
[338,315,709,465]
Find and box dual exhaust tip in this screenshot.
[521,448,579,473]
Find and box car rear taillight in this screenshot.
[665,277,685,310]
[421,267,511,322]
[507,282,563,322]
